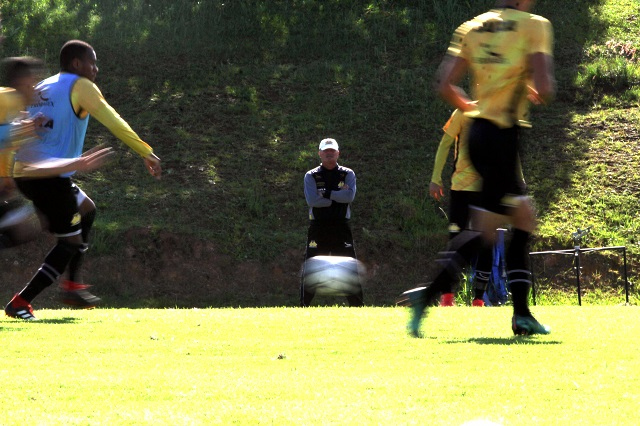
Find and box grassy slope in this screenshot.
[0,0,638,307]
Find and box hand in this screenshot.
[144,153,162,179]
[429,182,445,201]
[527,85,545,105]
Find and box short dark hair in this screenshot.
[59,40,94,71]
[0,56,43,87]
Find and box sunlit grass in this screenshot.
[1,306,639,425]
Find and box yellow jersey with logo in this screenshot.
[431,109,481,192]
[447,8,553,128]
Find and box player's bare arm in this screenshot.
[434,56,474,112]
[21,147,115,177]
[529,52,556,104]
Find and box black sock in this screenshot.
[506,228,532,316]
[473,270,490,300]
[68,209,95,282]
[426,230,482,302]
[19,241,82,302]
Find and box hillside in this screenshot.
[0,0,638,307]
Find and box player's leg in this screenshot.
[505,196,548,334]
[470,120,548,334]
[397,227,483,336]
[66,184,95,283]
[0,188,41,249]
[60,183,100,308]
[5,177,85,319]
[440,189,472,306]
[465,191,490,306]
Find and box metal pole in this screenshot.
[623,247,629,304]
[574,246,582,306]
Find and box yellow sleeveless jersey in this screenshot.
[447,8,553,128]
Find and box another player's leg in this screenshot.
[439,190,470,307]
[472,245,492,307]
[398,229,482,337]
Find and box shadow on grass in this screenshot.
[446,337,562,345]
[36,317,82,324]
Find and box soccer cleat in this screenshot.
[472,298,485,307]
[512,315,551,336]
[440,292,455,307]
[60,280,101,309]
[5,294,37,321]
[397,286,428,338]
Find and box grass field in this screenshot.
[1,306,638,425]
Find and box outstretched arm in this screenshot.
[72,78,161,179]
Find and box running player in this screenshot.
[4,40,161,320]
[399,0,555,336]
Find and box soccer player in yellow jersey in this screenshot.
[399,0,555,336]
[4,40,162,320]
[430,108,491,307]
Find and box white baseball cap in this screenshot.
[319,138,339,151]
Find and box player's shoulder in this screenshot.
[73,75,99,90]
[527,12,551,24]
[337,165,355,175]
[306,165,322,175]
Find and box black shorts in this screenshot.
[305,221,356,259]
[15,177,82,237]
[448,189,482,235]
[468,118,525,215]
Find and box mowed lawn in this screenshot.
[1,306,638,425]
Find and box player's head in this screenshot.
[318,138,340,169]
[60,40,98,82]
[0,56,44,103]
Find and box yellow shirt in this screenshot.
[430,109,481,192]
[0,88,26,176]
[448,8,554,128]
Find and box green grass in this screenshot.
[1,306,639,424]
